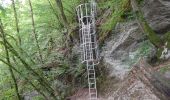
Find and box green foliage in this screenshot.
[32,95,44,100]
[128,41,153,65]
[134,10,162,47]
[0,5,6,17]
[98,0,131,43]
[164,31,170,48]
[100,0,130,31]
[132,0,170,61]
[159,65,170,73]
[143,21,162,47]
[0,0,85,99]
[137,0,144,5]
[1,88,16,100]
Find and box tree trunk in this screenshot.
[0,19,21,100]
[55,0,73,59]
[28,0,43,64]
[0,57,49,99]
[11,0,21,46]
[55,0,69,29]
[47,0,62,25]
[0,18,57,100]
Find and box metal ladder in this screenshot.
[87,61,97,100]
[83,24,97,100]
[76,1,98,100]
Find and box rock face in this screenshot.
[99,21,159,99]
[112,80,160,100]
[23,91,39,100]
[151,72,170,99]
[71,20,158,100]
[101,21,155,80]
[164,71,170,79]
[142,0,170,34]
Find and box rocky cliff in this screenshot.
[70,0,170,99]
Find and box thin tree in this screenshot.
[11,0,21,46]
[0,19,21,100]
[0,57,49,99]
[47,0,62,25]
[0,19,57,100]
[28,0,43,64]
[55,0,69,29]
[55,0,73,55]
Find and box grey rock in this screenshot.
[142,0,170,34]
[164,71,170,79]
[101,21,154,80]
[151,72,170,98]
[23,91,39,100]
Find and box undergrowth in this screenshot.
[98,0,131,44]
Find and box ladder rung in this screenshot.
[90,88,96,90]
[89,70,95,72]
[90,93,97,95]
[89,71,95,73]
[89,77,95,79]
[90,86,96,88]
[88,67,94,69]
[89,69,95,71]
[89,81,95,83]
[89,78,95,79]
[89,72,95,74]
[91,98,97,99]
[90,93,97,97]
[90,98,97,100]
[89,78,95,80]
[89,84,96,88]
[89,84,95,87]
[89,82,95,85]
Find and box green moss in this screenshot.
[168,42,170,49]
[159,65,170,73]
[99,0,131,43]
[135,11,162,47]
[127,41,154,66]
[121,10,135,20]
[156,48,164,59]
[137,0,144,5]
[143,21,162,47]
[32,96,44,100]
[164,31,170,48]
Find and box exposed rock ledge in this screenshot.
[101,20,155,80]
[142,0,170,34]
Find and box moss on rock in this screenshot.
[135,11,162,47]
[164,31,170,49]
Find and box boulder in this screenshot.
[23,91,39,100]
[164,71,170,79]
[101,21,155,80]
[151,72,170,98]
[142,0,170,34]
